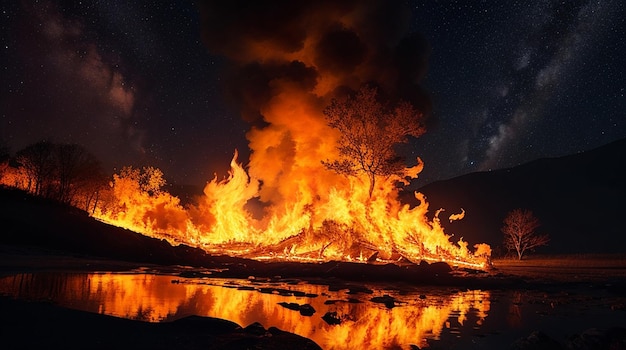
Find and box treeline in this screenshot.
[0,140,107,212]
[0,140,191,243]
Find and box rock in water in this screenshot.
[322,312,341,325]
[299,304,316,316]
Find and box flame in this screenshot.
[86,147,489,269]
[1,131,490,270]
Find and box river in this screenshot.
[0,271,624,349]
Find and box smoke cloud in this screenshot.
[197,0,431,208]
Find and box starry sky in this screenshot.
[2,0,624,189]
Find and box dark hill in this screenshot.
[408,138,626,255]
[0,186,213,266]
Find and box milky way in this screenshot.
[409,0,625,186]
[1,0,624,188]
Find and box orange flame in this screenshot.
[90,147,489,269]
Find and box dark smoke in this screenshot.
[197,0,432,116]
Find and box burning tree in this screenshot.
[323,86,425,198]
[502,209,549,260]
[94,165,191,242]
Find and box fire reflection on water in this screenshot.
[0,272,490,349]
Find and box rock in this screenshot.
[322,311,342,325]
[243,322,270,336]
[277,302,315,316]
[370,294,397,309]
[299,304,316,316]
[277,302,301,311]
[236,286,255,291]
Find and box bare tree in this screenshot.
[14,141,105,206]
[75,169,108,214]
[502,209,549,260]
[323,86,425,198]
[15,140,56,197]
[56,143,103,204]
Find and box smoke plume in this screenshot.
[197,0,431,210]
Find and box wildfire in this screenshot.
[86,148,490,270]
[1,134,491,270]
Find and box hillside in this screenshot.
[409,138,626,255]
[0,186,214,267]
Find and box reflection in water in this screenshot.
[507,291,524,328]
[0,273,490,349]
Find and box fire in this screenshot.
[0,99,491,270]
[89,147,489,270]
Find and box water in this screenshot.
[0,272,623,349]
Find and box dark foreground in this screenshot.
[0,296,321,350]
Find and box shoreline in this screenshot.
[3,248,626,349]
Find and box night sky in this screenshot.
[2,1,624,189]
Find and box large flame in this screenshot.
[87,146,490,269]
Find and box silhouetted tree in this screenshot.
[323,86,425,198]
[75,168,108,213]
[15,140,56,197]
[56,143,103,204]
[502,209,549,260]
[14,141,104,205]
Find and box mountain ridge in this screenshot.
[409,137,626,255]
